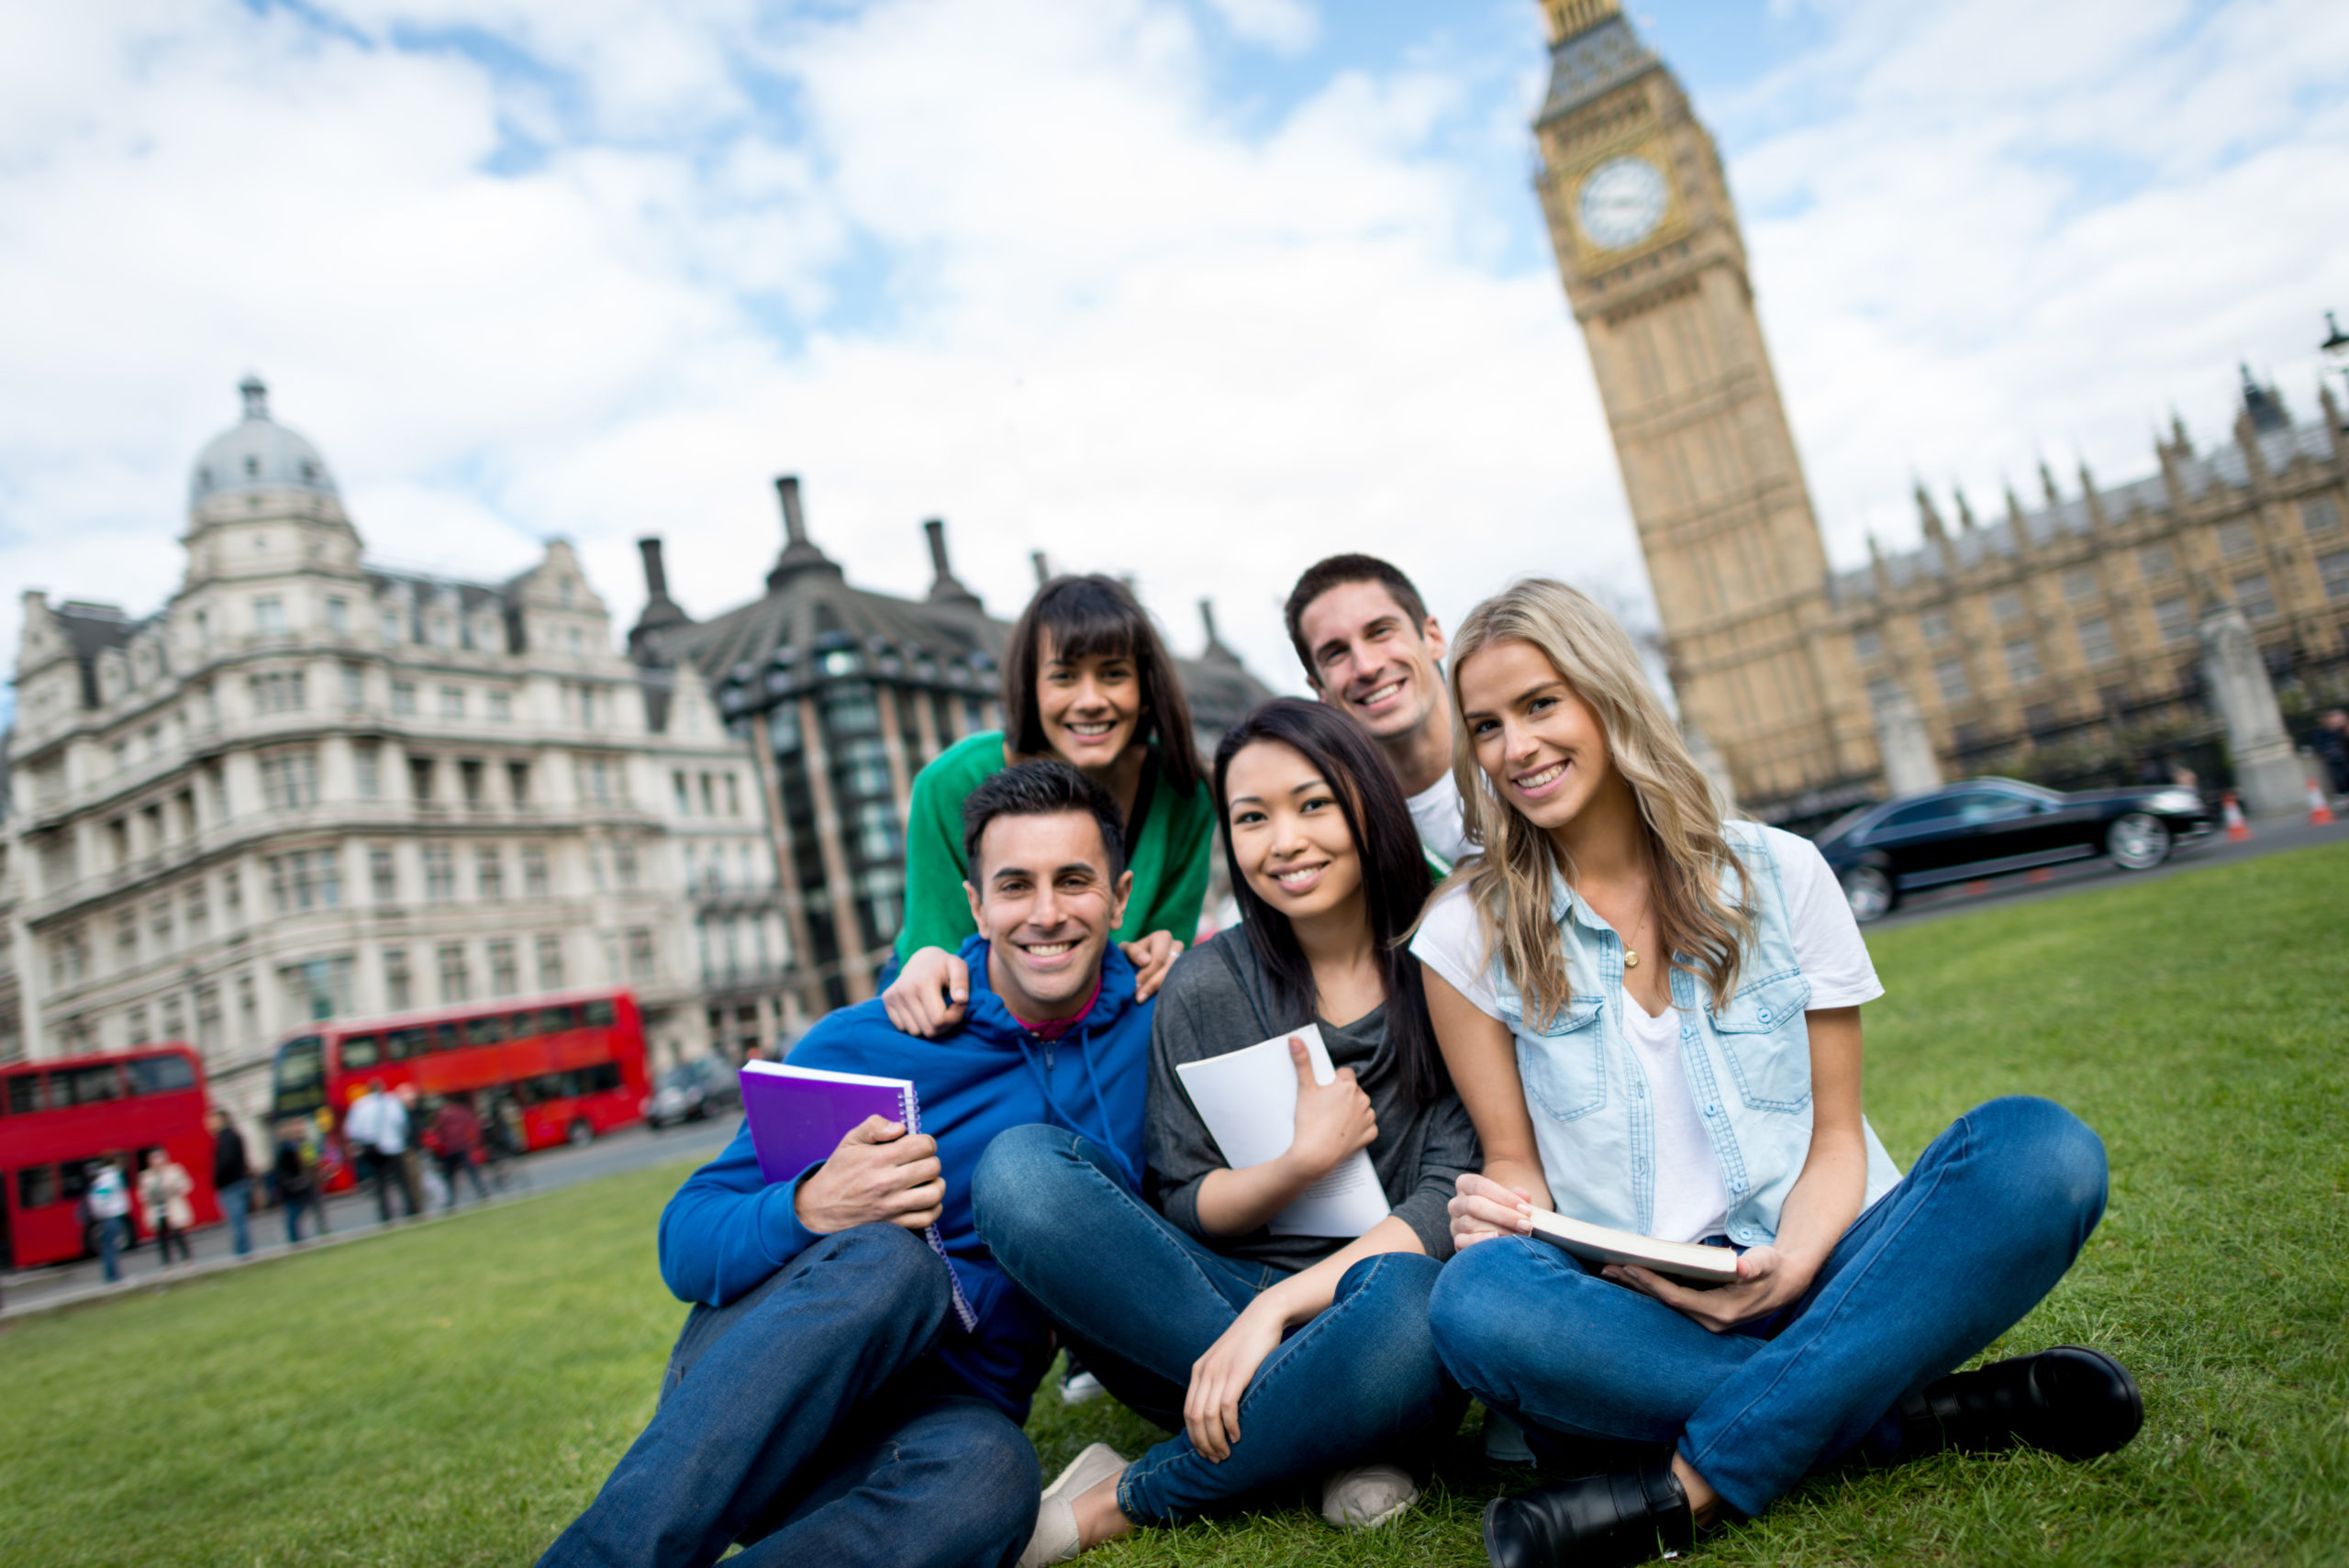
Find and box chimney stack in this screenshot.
[776,475,808,547]
[1030,550,1052,587]
[638,538,674,603]
[923,518,983,611]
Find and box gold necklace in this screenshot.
[1622,891,1653,971]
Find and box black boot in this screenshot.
[1898,1345,2143,1462]
[1482,1457,1693,1568]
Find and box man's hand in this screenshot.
[1282,1036,1375,1182]
[1448,1172,1534,1251]
[791,1116,945,1235]
[1605,1243,1812,1333]
[1119,930,1183,1000]
[882,947,969,1037]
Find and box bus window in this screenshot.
[462,1016,507,1047]
[342,1034,381,1070]
[508,1011,537,1040]
[433,1024,461,1053]
[271,1036,327,1118]
[6,1074,42,1116]
[384,1028,426,1061]
[538,1006,579,1035]
[584,999,617,1028]
[59,1065,124,1106]
[127,1055,197,1096]
[17,1166,59,1209]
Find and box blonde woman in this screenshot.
[1410,580,2140,1568]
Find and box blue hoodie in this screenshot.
[656,935,1151,1420]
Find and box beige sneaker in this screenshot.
[1018,1441,1127,1568]
[1319,1462,1419,1529]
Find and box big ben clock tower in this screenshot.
[1531,0,1876,808]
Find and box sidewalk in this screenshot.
[2,1115,739,1320]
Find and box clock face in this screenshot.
[1576,155,1669,250]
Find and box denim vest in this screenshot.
[1487,822,1903,1247]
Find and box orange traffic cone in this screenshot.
[2222,793,2251,841]
[2310,778,2337,827]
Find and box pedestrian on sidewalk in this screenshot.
[208,1108,254,1256]
[395,1084,428,1218]
[273,1119,325,1244]
[431,1092,492,1209]
[345,1080,420,1222]
[2316,709,2349,802]
[84,1154,133,1283]
[140,1149,196,1265]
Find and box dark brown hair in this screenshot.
[961,759,1129,881]
[1282,554,1431,683]
[1214,699,1445,1103]
[1001,574,1205,796]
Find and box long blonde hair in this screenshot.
[1442,579,1754,1027]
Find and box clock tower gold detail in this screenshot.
[1530,0,1877,809]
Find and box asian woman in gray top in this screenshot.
[974,698,1480,1564]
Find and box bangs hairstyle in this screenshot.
[1213,699,1446,1103]
[1002,574,1205,796]
[1443,579,1754,1028]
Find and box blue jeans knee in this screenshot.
[1959,1095,2109,1234]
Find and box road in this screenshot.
[0,1113,741,1320]
[1864,810,2343,931]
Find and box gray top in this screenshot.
[1147,930,1482,1277]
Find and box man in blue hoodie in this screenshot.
[538,762,1154,1568]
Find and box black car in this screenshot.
[641,1056,743,1129]
[1815,777,2214,923]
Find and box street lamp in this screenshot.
[2323,311,2349,430]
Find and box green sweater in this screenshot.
[893,730,1218,962]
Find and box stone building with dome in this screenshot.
[2,378,791,1127]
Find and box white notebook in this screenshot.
[1525,1207,1739,1284]
[1173,1023,1392,1239]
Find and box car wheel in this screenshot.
[2108,812,2171,871]
[1842,864,1896,923]
[567,1118,596,1148]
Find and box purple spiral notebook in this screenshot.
[738,1061,976,1331]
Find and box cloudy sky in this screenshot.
[3,0,2344,727]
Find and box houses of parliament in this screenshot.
[1531,0,2349,821]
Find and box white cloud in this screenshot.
[1201,0,1319,55]
[0,0,2342,739]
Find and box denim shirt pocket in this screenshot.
[1706,971,1813,1113]
[1516,995,1608,1124]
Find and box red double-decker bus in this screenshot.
[1,1045,221,1271]
[266,989,649,1184]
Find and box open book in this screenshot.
[737,1061,977,1331]
[1525,1207,1739,1285]
[1172,1024,1392,1239]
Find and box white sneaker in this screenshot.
[1319,1462,1419,1529]
[1482,1407,1536,1464]
[1059,1370,1106,1406]
[1018,1441,1126,1568]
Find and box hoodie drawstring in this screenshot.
[1016,1023,1140,1191]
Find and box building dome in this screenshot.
[189,374,338,505]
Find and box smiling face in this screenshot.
[965,808,1132,1020]
[1456,637,1620,837]
[1036,634,1144,774]
[1223,739,1366,929]
[1297,580,1446,748]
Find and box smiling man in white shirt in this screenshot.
[1285,555,1472,871]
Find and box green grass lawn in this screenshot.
[5,845,2345,1567]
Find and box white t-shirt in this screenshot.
[1411,826,1882,1242]
[1407,768,1475,871]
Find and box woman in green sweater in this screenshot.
[882,574,1218,1035]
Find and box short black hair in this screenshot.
[1282,554,1432,683]
[962,760,1128,884]
[1001,574,1206,796]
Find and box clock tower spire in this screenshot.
[1530,3,1875,808]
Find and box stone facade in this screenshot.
[1,380,790,1130]
[643,484,1274,1018]
[1528,2,2349,818]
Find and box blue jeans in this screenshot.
[537,1223,1038,1568]
[971,1123,1463,1524]
[96,1215,126,1282]
[1429,1096,2108,1518]
[220,1179,252,1255]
